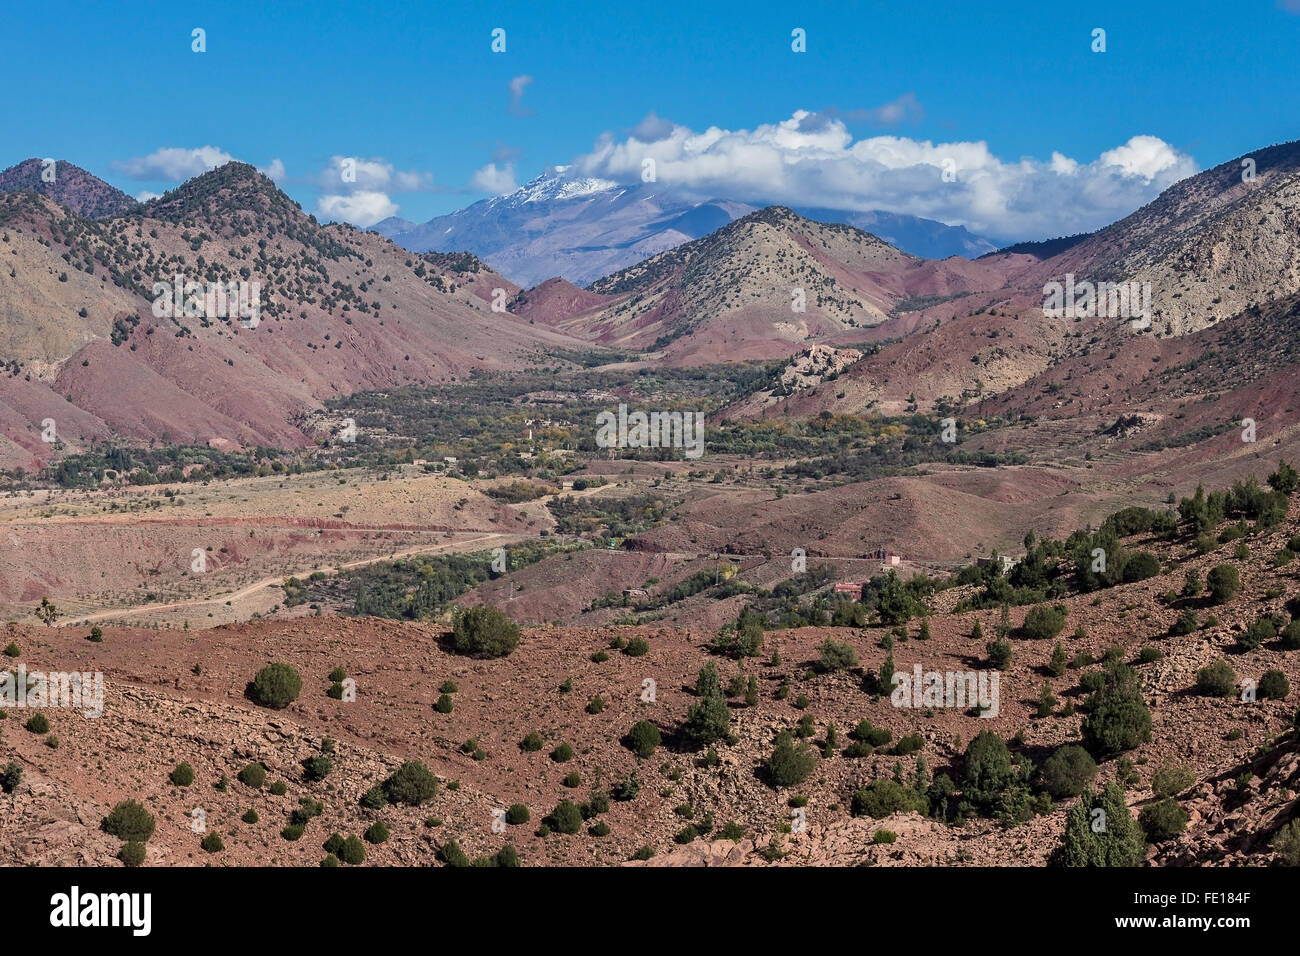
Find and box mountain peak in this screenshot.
[0,158,139,219]
[143,162,299,223]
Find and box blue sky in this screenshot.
[4,0,1299,240]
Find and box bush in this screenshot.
[551,742,574,762]
[1121,551,1161,583]
[1195,659,1237,698]
[850,719,892,747]
[237,763,266,788]
[242,809,259,824]
[625,637,650,657]
[451,604,520,657]
[1056,784,1146,866]
[200,831,224,853]
[118,842,147,867]
[850,780,927,818]
[893,732,924,756]
[323,833,346,855]
[495,845,521,867]
[1151,762,1195,798]
[1259,669,1290,700]
[434,693,453,713]
[632,845,654,861]
[1138,646,1163,664]
[962,731,1016,807]
[102,800,156,842]
[1022,603,1068,640]
[269,780,287,796]
[766,731,817,787]
[872,829,898,844]
[818,639,858,672]
[550,799,583,835]
[586,696,605,715]
[1038,745,1098,799]
[506,803,530,825]
[1272,820,1300,866]
[321,854,339,867]
[1139,798,1189,843]
[24,714,49,734]
[1,762,21,793]
[303,755,332,782]
[340,835,366,864]
[1239,617,1276,651]
[249,662,302,709]
[1081,664,1152,757]
[169,762,195,787]
[1280,621,1300,650]
[383,760,438,805]
[1170,609,1199,636]
[1206,565,1240,605]
[364,821,389,844]
[625,720,661,758]
[562,771,581,788]
[329,667,348,682]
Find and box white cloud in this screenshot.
[567,110,1197,239]
[316,156,433,192]
[135,190,161,202]
[316,191,399,227]
[470,162,517,194]
[508,75,533,116]
[259,158,286,182]
[113,146,235,180]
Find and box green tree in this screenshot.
[249,662,302,709]
[1206,565,1240,605]
[451,604,521,657]
[962,730,1015,808]
[766,730,817,787]
[1081,664,1151,757]
[1038,745,1097,799]
[1056,784,1146,866]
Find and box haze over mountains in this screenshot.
[373,168,998,287]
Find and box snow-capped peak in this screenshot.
[501,170,619,206]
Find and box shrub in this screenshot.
[383,760,438,805]
[1081,664,1152,757]
[766,731,817,787]
[986,640,1012,670]
[280,824,305,841]
[1151,762,1195,798]
[340,835,366,864]
[675,824,699,844]
[323,833,346,855]
[1022,603,1068,640]
[520,732,544,752]
[1121,551,1161,583]
[1048,643,1068,677]
[625,637,650,657]
[238,763,266,788]
[850,780,927,818]
[893,732,924,756]
[434,693,453,713]
[625,720,661,758]
[818,639,858,672]
[550,742,574,762]
[495,845,521,867]
[506,803,530,825]
[1239,617,1276,651]
[1259,669,1290,700]
[329,667,348,682]
[1170,609,1199,636]
[1,762,21,793]
[589,821,611,837]
[1056,784,1146,866]
[1139,798,1189,843]
[451,604,520,657]
[364,821,389,844]
[269,780,287,796]
[1038,745,1097,799]
[242,809,259,824]
[1138,646,1163,664]
[1272,820,1300,866]
[249,662,302,709]
[321,854,339,867]
[850,720,892,747]
[586,696,605,715]
[303,755,332,782]
[1195,659,1237,698]
[200,832,224,853]
[169,762,195,787]
[632,845,654,861]
[962,731,1016,807]
[1079,670,1107,694]
[562,771,582,788]
[550,799,583,835]
[2,642,18,657]
[1281,621,1300,650]
[118,842,146,867]
[1206,565,1240,605]
[872,829,898,844]
[102,800,156,842]
[24,713,49,734]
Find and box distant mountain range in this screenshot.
[373,168,998,287]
